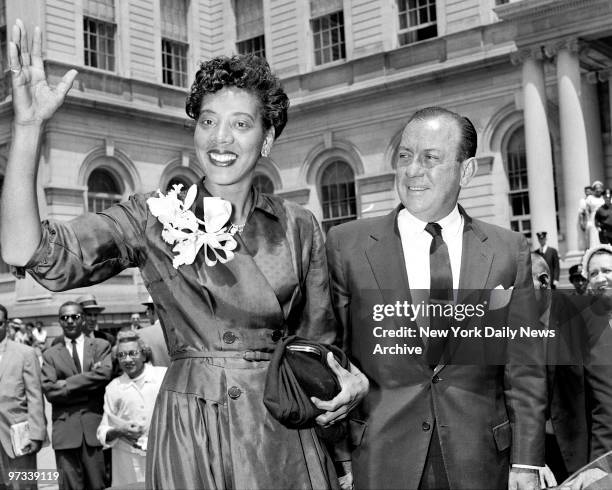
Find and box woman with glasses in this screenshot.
[0,20,368,489]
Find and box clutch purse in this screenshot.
[263,335,349,430]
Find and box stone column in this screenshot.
[553,39,594,257]
[513,49,558,248]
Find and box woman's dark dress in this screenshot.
[24,181,339,489]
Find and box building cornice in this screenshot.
[494,0,610,22]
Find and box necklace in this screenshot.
[228,222,246,234]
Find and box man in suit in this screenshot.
[42,301,112,490]
[0,304,47,490]
[326,107,545,489]
[535,231,560,289]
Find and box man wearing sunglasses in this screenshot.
[97,332,166,487]
[41,301,112,490]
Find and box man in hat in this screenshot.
[136,296,170,367]
[535,231,560,289]
[568,264,588,295]
[77,294,115,345]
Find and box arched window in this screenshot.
[320,160,356,233]
[253,174,274,194]
[505,128,531,238]
[87,168,122,213]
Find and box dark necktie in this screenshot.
[71,339,81,373]
[425,222,453,368]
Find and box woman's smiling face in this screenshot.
[588,252,612,296]
[194,87,274,187]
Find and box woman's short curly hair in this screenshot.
[186,55,290,139]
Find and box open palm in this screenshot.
[10,19,77,125]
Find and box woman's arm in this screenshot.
[0,20,77,265]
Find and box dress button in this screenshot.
[422,422,431,431]
[432,375,441,384]
[228,386,242,399]
[271,330,283,342]
[222,331,236,344]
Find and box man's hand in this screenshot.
[508,467,539,490]
[312,353,369,427]
[20,439,42,455]
[539,465,558,488]
[560,468,608,490]
[120,422,144,445]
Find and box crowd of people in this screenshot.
[3,17,612,490]
[579,181,612,248]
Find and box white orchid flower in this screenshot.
[147,184,239,268]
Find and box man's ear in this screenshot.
[261,127,275,158]
[459,157,478,187]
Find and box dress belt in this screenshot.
[171,350,273,362]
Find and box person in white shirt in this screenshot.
[97,332,166,487]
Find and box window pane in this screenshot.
[83,17,115,71]
[162,38,188,87]
[320,161,357,232]
[312,10,345,66]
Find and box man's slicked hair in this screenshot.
[407,106,477,162]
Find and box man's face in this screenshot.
[570,275,588,295]
[594,184,604,197]
[537,235,546,247]
[59,304,85,340]
[395,116,475,222]
[83,311,98,334]
[0,310,7,343]
[117,340,146,378]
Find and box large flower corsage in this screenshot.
[146,184,238,268]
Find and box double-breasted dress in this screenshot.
[23,180,339,490]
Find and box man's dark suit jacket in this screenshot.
[326,206,546,490]
[41,336,112,449]
[547,293,612,474]
[536,247,560,285]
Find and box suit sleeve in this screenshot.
[97,384,119,449]
[326,226,351,351]
[64,341,113,395]
[552,250,560,283]
[23,194,148,291]
[22,348,47,442]
[504,235,547,466]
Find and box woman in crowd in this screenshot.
[1,21,367,489]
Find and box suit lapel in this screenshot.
[365,207,412,309]
[457,208,494,295]
[82,337,94,372]
[57,339,79,375]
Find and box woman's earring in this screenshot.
[261,146,269,158]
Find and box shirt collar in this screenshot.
[65,333,85,347]
[120,363,155,388]
[398,205,462,236]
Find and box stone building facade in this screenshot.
[0,0,610,329]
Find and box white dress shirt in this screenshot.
[64,333,85,368]
[97,363,167,486]
[397,205,463,292]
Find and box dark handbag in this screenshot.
[263,335,349,430]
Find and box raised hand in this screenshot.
[9,19,77,126]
